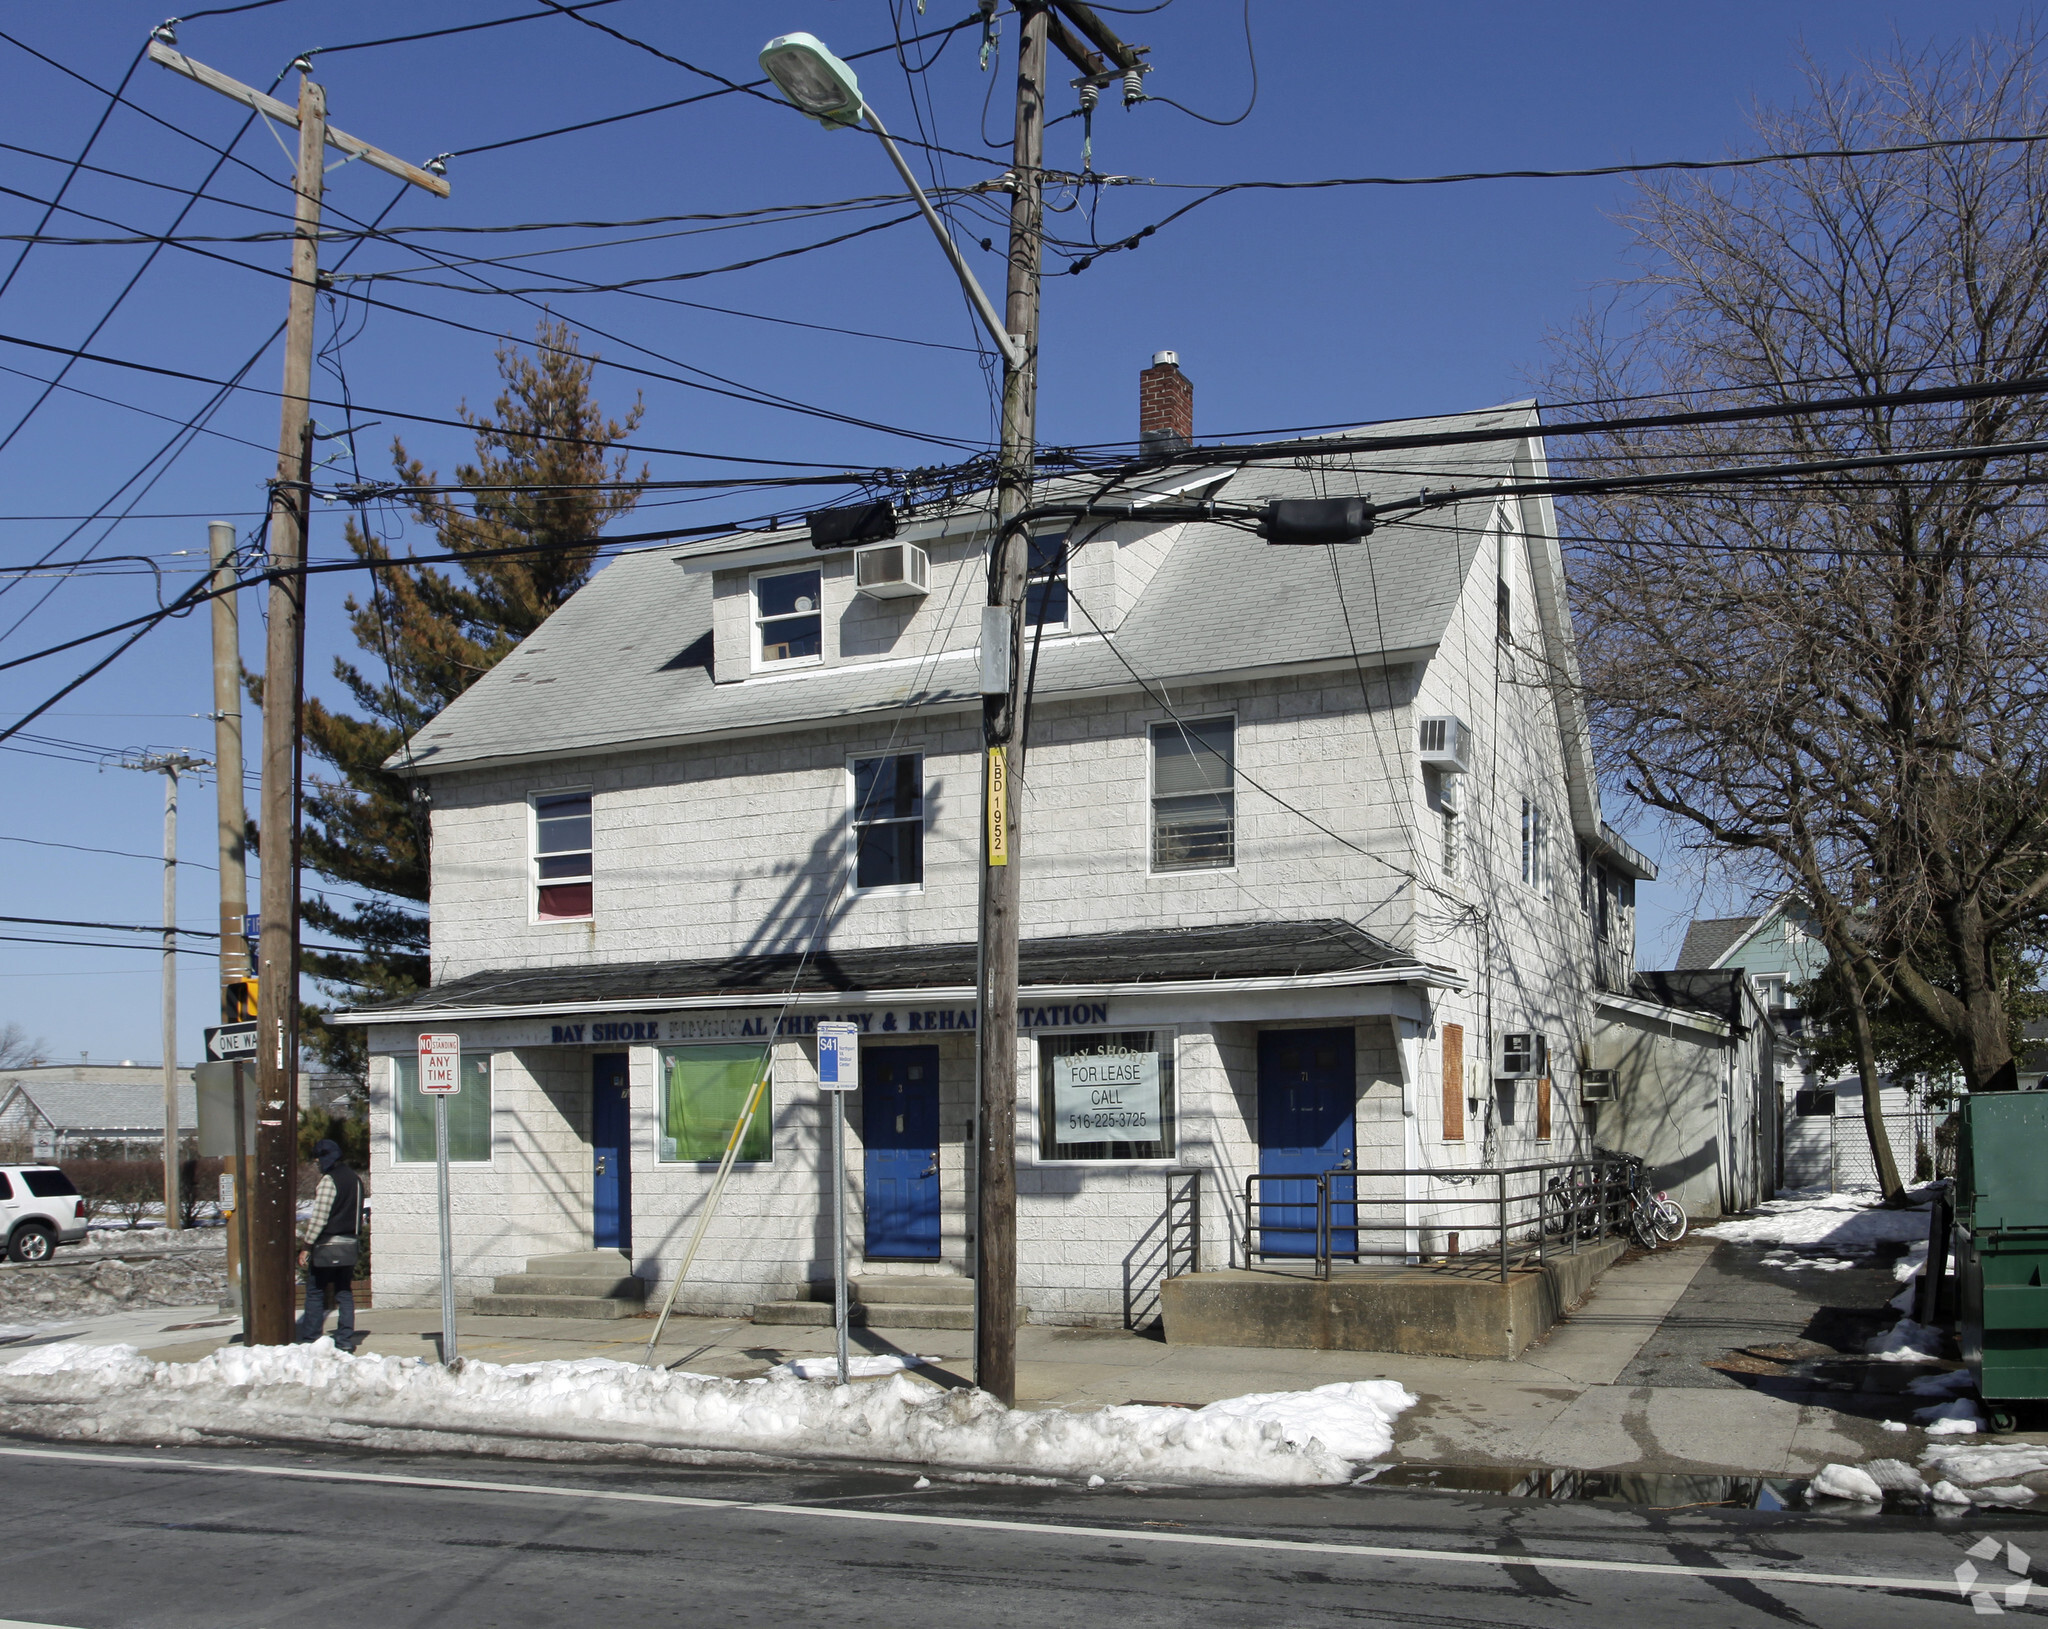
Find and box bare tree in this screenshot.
[1547,33,2048,1197]
[0,1020,48,1071]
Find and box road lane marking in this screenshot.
[0,1443,1960,1599]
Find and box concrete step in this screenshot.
[473,1292,643,1320]
[522,1249,634,1274]
[850,1276,973,1307]
[490,1273,647,1299]
[752,1300,866,1327]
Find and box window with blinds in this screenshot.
[1150,716,1235,871]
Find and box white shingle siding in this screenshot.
[362,405,1664,1322]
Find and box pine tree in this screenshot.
[296,320,645,1077]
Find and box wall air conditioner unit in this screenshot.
[854,542,929,599]
[1417,715,1471,773]
[1497,1030,1547,1079]
[1580,1069,1616,1103]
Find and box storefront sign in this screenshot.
[1051,1050,1162,1143]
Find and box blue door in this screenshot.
[592,1052,632,1251]
[1257,1029,1357,1257]
[864,1045,941,1259]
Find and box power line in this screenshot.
[0,834,217,870]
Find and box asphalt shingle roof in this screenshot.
[396,405,1535,775]
[1675,916,1758,970]
[350,918,1412,1020]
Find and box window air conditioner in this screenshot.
[1417,715,1471,773]
[854,542,929,599]
[1580,1069,1616,1103]
[1497,1030,1547,1079]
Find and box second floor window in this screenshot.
[1151,716,1235,871]
[534,791,593,919]
[1521,797,1551,895]
[756,567,822,665]
[1027,531,1069,629]
[851,753,923,890]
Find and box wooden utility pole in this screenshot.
[209,518,251,1306]
[149,37,448,1343]
[974,1,1050,1409]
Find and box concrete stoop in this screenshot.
[1159,1237,1628,1359]
[473,1249,649,1320]
[754,1274,1021,1331]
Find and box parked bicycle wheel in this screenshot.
[1652,1195,1688,1244]
[1629,1199,1662,1251]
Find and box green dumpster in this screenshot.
[1956,1092,2048,1405]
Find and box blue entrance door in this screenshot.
[1257,1029,1357,1257]
[592,1052,632,1251]
[864,1045,941,1259]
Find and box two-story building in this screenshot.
[337,359,1659,1326]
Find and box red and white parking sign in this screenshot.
[418,1033,461,1093]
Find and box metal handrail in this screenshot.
[1242,1155,1632,1282]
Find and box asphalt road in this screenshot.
[0,1438,2028,1627]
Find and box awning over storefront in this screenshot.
[333,918,1458,1028]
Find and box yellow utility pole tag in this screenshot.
[987,746,1009,866]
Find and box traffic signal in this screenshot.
[223,977,258,1024]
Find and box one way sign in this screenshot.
[203,1022,258,1061]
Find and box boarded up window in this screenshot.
[1441,1023,1464,1142]
[1536,1075,1553,1142]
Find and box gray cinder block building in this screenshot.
[338,366,1663,1325]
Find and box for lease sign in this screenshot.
[1051,1051,1161,1143]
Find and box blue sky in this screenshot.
[0,1,2029,1064]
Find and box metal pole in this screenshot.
[973,0,1049,1414]
[232,1060,253,1337]
[211,519,249,1300]
[161,764,181,1231]
[832,1086,849,1386]
[435,1089,456,1365]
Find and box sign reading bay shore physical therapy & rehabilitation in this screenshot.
[1051,1051,1162,1143]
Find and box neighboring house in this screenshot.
[0,1064,198,1159]
[336,363,1660,1324]
[1585,971,1779,1218]
[2022,1020,2048,1094]
[1676,894,1941,1191]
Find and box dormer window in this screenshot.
[755,566,822,666]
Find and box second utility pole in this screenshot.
[975,1,1050,1409]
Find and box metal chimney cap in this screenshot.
[1151,350,1178,367]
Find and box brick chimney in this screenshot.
[1139,350,1192,450]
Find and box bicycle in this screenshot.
[1595,1149,1686,1250]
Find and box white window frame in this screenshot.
[1032,1028,1183,1166]
[751,563,825,671]
[529,787,593,924]
[846,751,925,896]
[389,1052,496,1166]
[1520,796,1552,897]
[1148,712,1238,876]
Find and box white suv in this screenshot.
[0,1166,88,1262]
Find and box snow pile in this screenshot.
[1908,1369,1976,1400]
[765,1355,938,1381]
[1810,1462,1885,1501]
[1179,1381,1417,1462]
[1866,1317,1944,1363]
[1758,1249,1857,1273]
[0,1341,1416,1486]
[1702,1189,1934,1249]
[1923,1442,2048,1489]
[1917,1399,1986,1436]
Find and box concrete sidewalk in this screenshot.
[18,1237,1937,1479]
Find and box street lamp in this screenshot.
[760,31,1026,370]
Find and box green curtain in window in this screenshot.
[661,1045,771,1162]
[393,1055,492,1163]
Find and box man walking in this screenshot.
[296,1137,364,1350]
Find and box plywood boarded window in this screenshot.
[1441,1023,1464,1141]
[1536,1075,1553,1142]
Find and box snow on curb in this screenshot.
[0,1341,1415,1486]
